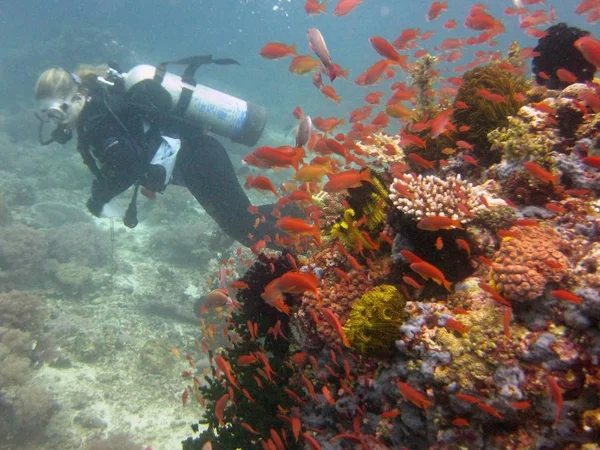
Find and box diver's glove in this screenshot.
[140,164,167,193]
[86,197,104,217]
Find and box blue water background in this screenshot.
[0,0,591,140]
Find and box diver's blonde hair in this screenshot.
[34,68,77,101]
[34,64,109,100]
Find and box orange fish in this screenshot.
[305,0,326,15]
[426,0,447,21]
[259,42,297,59]
[361,60,390,85]
[478,281,511,306]
[547,375,563,426]
[262,271,320,305]
[523,162,560,185]
[321,307,350,346]
[275,217,321,242]
[396,381,433,409]
[385,103,413,119]
[333,0,363,16]
[323,168,373,192]
[321,85,341,103]
[215,393,230,426]
[251,146,304,170]
[312,116,345,133]
[452,418,470,427]
[407,153,435,169]
[393,28,421,49]
[574,35,600,69]
[364,91,385,104]
[289,55,321,74]
[403,275,423,289]
[215,354,239,389]
[455,239,471,257]
[417,216,463,231]
[369,36,409,69]
[245,175,279,197]
[410,261,452,291]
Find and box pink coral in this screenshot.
[297,271,372,349]
[489,226,569,301]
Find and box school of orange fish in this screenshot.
[181,0,600,449]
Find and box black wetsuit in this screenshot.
[76,84,276,247]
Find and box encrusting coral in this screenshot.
[343,284,407,356]
[489,226,570,301]
[356,132,405,166]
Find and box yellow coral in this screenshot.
[343,285,407,355]
[488,116,558,166]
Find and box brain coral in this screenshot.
[489,226,569,301]
[343,284,407,355]
[298,271,372,350]
[389,173,486,221]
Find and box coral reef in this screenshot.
[532,22,596,90]
[48,222,112,267]
[0,225,49,290]
[453,64,529,159]
[343,284,407,355]
[489,226,570,301]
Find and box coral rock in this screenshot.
[489,226,569,301]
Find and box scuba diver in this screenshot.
[34,57,279,248]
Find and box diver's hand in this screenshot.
[86,197,104,217]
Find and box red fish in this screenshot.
[275,217,321,243]
[369,36,409,69]
[478,281,511,306]
[455,239,471,257]
[320,85,341,103]
[547,375,563,426]
[410,261,452,291]
[361,60,390,85]
[323,168,373,192]
[215,354,239,389]
[245,175,279,197]
[215,393,230,426]
[305,0,326,15]
[523,162,560,185]
[574,35,600,69]
[259,42,297,59]
[364,91,385,104]
[321,307,350,346]
[417,216,463,231]
[408,153,435,169]
[396,382,433,409]
[582,156,600,169]
[551,290,582,305]
[426,0,447,21]
[333,0,363,16]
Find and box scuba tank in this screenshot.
[119,57,267,147]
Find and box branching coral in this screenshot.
[343,285,407,356]
[532,22,596,90]
[453,64,529,159]
[389,174,487,221]
[489,226,570,301]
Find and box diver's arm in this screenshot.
[86,136,140,216]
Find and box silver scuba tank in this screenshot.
[121,64,266,147]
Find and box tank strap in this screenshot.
[153,55,241,116]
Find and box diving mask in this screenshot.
[38,99,71,124]
[35,93,84,146]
